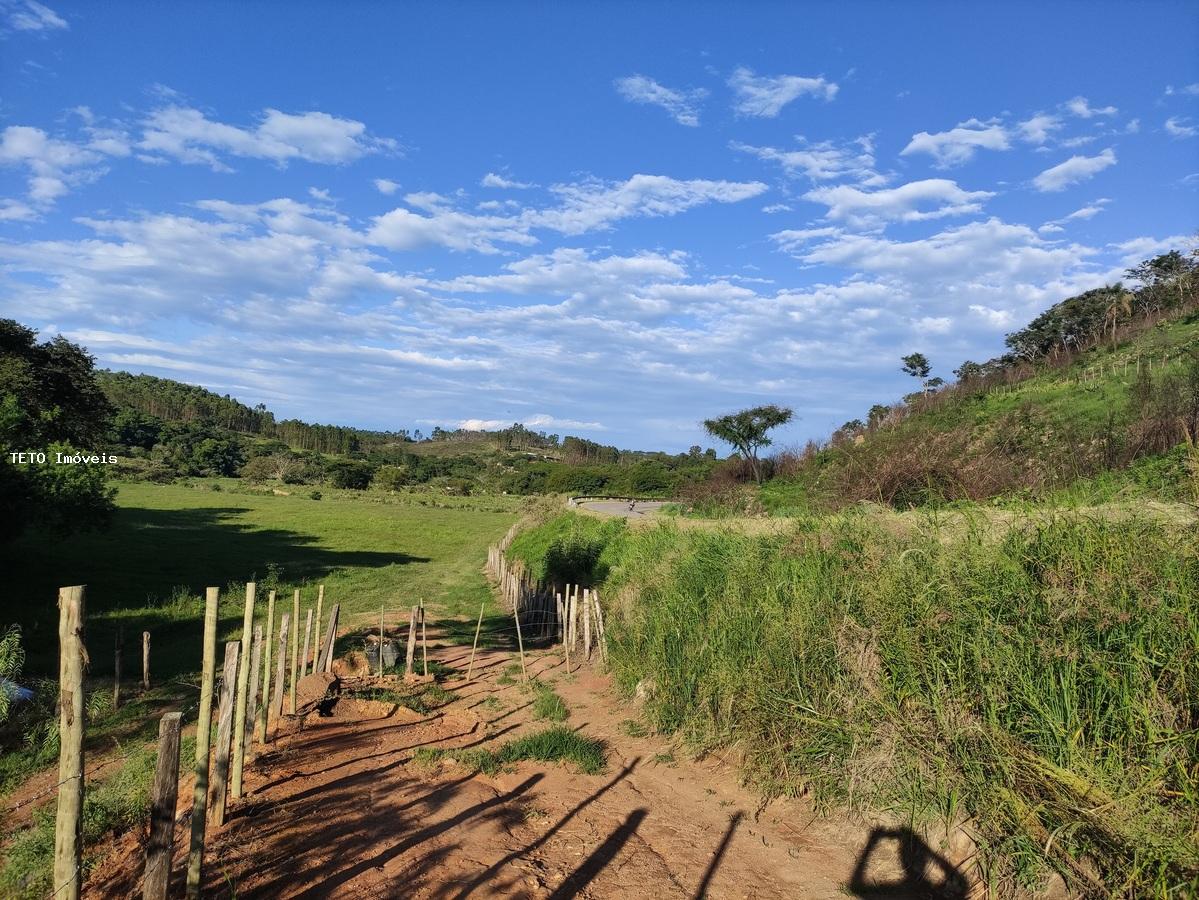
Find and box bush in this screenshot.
[309,490,322,500]
[328,461,374,490]
[372,465,411,491]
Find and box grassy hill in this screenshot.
[744,311,1199,516]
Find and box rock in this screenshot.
[295,672,339,716]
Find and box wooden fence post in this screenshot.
[186,587,219,898]
[583,588,592,660]
[231,583,255,800]
[593,591,608,663]
[467,600,485,680]
[405,606,418,675]
[113,624,123,709]
[513,603,527,684]
[54,585,86,900]
[270,613,290,738]
[311,585,324,674]
[300,608,313,678]
[555,593,565,644]
[142,630,150,691]
[289,589,300,714]
[420,600,428,678]
[257,590,275,743]
[142,711,182,900]
[211,641,240,827]
[321,603,340,673]
[245,625,262,758]
[561,594,570,671]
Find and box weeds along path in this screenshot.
[83,610,896,898]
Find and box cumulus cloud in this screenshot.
[0,124,109,213]
[728,67,837,117]
[1165,117,1197,139]
[900,119,1010,167]
[374,178,400,195]
[615,75,708,127]
[799,178,994,228]
[1018,113,1061,145]
[139,106,397,169]
[731,135,884,185]
[366,174,765,253]
[1165,84,1199,97]
[1032,149,1117,192]
[480,172,533,189]
[1064,96,1118,118]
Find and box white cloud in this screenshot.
[1018,113,1061,145]
[367,174,766,252]
[374,178,400,195]
[1032,149,1117,192]
[799,178,994,228]
[969,305,1015,328]
[448,412,604,432]
[1165,117,1197,139]
[900,119,1010,167]
[534,174,767,235]
[615,75,708,127]
[5,1,66,31]
[1039,198,1111,233]
[731,135,883,184]
[139,106,397,169]
[480,172,533,189]
[1064,96,1118,119]
[0,124,107,213]
[1165,84,1199,97]
[728,67,837,117]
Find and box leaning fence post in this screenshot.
[289,589,300,714]
[54,585,86,900]
[311,585,324,674]
[270,613,290,738]
[513,603,528,684]
[211,642,240,827]
[142,711,182,900]
[593,590,608,663]
[405,606,418,675]
[142,630,151,691]
[231,583,255,800]
[257,590,275,743]
[246,624,263,754]
[186,587,219,898]
[300,607,312,678]
[319,603,340,673]
[467,600,485,680]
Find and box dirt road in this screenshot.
[86,623,967,898]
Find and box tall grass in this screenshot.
[517,509,1199,895]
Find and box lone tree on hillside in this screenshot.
[901,352,933,393]
[702,404,793,483]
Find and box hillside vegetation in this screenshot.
[689,247,1199,516]
[507,506,1198,896]
[95,370,716,498]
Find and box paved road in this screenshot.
[577,500,670,518]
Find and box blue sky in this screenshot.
[1,1,1196,451]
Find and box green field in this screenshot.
[3,480,521,677]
